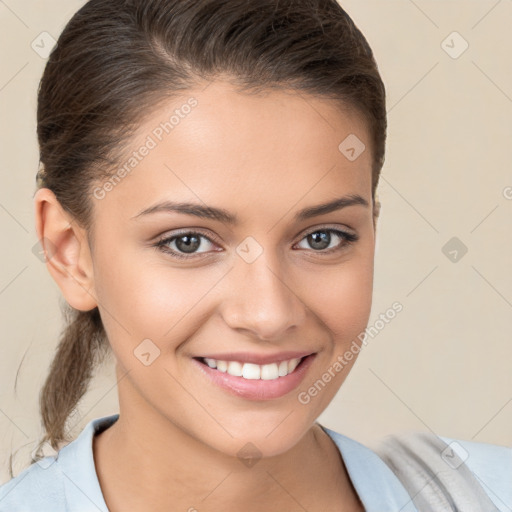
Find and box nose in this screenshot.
[219,253,307,341]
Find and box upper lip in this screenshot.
[195,351,315,365]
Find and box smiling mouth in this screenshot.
[194,355,310,380]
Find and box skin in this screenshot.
[34,79,379,511]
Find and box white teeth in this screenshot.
[288,358,301,373]
[204,358,217,368]
[278,360,289,377]
[216,360,228,372]
[261,363,279,380]
[201,356,306,380]
[227,361,243,377]
[242,363,261,380]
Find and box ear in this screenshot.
[34,188,98,311]
[373,197,381,233]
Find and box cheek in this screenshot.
[302,247,374,341]
[295,250,374,409]
[92,243,227,354]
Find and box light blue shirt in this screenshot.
[0,413,510,511]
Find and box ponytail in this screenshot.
[13,303,110,476]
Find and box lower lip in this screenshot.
[192,354,317,401]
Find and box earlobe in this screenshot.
[34,188,98,312]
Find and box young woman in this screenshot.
[1,1,510,511]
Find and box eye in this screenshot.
[294,228,359,254]
[155,231,219,259]
[154,227,359,260]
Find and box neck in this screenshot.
[93,388,361,511]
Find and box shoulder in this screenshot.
[320,425,419,511]
[0,413,118,512]
[0,456,66,511]
[376,430,512,512]
[439,434,512,510]
[321,424,512,512]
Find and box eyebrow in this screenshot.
[131,193,369,224]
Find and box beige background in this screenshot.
[1,0,511,481]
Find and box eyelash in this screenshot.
[154,227,359,260]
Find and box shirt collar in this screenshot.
[320,424,418,512]
[57,413,117,512]
[56,414,417,512]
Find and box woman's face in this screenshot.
[87,80,377,457]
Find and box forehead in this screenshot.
[94,80,373,223]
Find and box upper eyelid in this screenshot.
[156,229,220,247]
[300,224,354,237]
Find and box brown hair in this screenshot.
[16,0,386,476]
